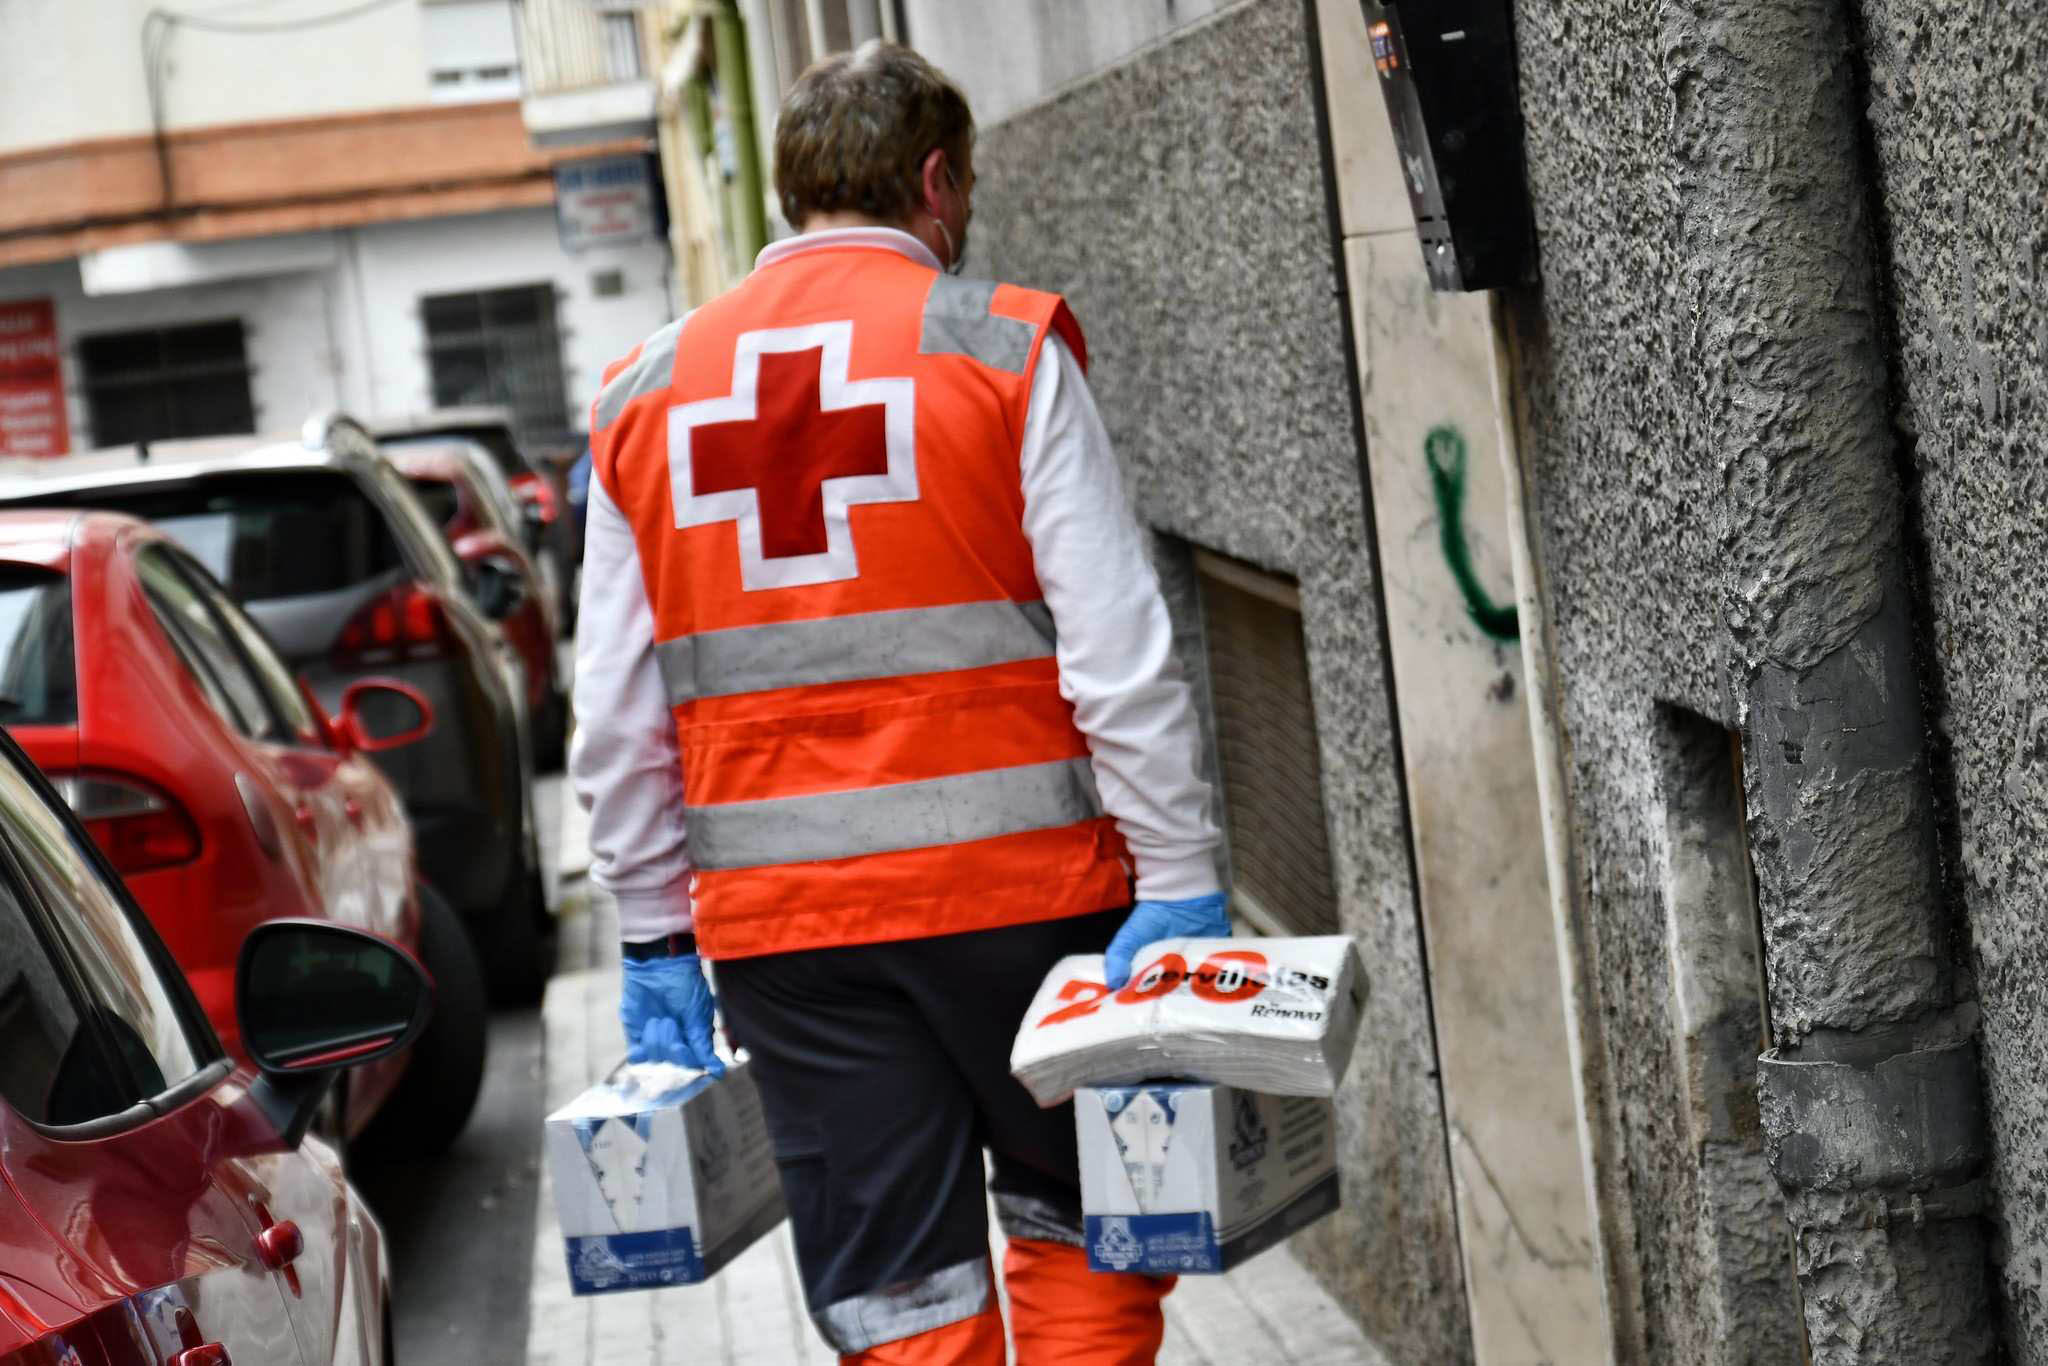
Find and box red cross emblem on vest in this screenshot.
[668,321,917,590]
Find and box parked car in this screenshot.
[388,437,569,770]
[0,508,485,1155]
[0,708,429,1365]
[0,416,553,1004]
[373,406,580,624]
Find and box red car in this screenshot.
[388,438,568,770]
[373,407,577,620]
[0,695,434,1364]
[0,510,484,1155]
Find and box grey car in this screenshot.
[0,415,552,1003]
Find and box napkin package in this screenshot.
[1077,1081,1338,1275]
[1011,935,1367,1105]
[545,1058,785,1295]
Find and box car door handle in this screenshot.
[256,1219,303,1268]
[171,1346,231,1366]
[256,1218,305,1297]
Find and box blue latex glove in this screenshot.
[1103,893,1232,990]
[620,954,725,1077]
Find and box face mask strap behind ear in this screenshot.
[932,161,966,276]
[934,218,964,276]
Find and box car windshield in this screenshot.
[46,473,407,602]
[0,570,76,726]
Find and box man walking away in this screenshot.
[571,40,1227,1364]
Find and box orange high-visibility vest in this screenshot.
[591,242,1131,958]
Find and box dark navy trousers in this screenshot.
[716,907,1126,1336]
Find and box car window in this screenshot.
[0,569,77,727]
[53,473,409,603]
[368,462,465,590]
[406,475,462,530]
[135,548,276,741]
[0,852,130,1125]
[0,755,207,1114]
[149,592,239,721]
[459,462,524,541]
[167,551,322,745]
[386,437,525,535]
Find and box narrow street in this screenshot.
[355,1011,544,1365]
[353,776,568,1366]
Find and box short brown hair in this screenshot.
[773,41,973,228]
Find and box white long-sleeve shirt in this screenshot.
[571,228,1221,942]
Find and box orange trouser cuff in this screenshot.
[1005,1236,1175,1366]
[836,1241,1173,1365]
[838,1303,1005,1366]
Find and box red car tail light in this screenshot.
[53,773,201,875]
[334,581,451,663]
[509,471,560,524]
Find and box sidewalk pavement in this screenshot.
[528,869,1384,1365]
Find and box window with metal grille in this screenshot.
[77,320,255,448]
[1194,548,1341,937]
[420,284,571,444]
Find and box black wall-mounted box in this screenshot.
[1361,0,1538,292]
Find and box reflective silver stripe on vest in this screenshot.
[592,314,687,432]
[655,599,1054,705]
[812,1256,991,1354]
[686,757,1102,871]
[919,276,1035,374]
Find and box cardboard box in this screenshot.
[1076,1082,1339,1275]
[545,1058,785,1295]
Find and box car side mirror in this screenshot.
[235,920,434,1147]
[338,678,434,752]
[237,920,433,1075]
[472,555,527,621]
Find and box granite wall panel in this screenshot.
[965,1,1468,1358]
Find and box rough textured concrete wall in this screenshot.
[1497,0,1753,1354]
[1652,707,1806,1361]
[1852,0,2048,1356]
[965,2,1468,1359]
[1655,2,1994,1354]
[1504,0,2027,1349]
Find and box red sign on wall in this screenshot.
[0,299,69,459]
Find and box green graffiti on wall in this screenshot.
[1424,423,1520,643]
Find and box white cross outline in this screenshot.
[667,320,917,591]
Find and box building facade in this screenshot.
[0,0,672,457]
[908,0,2048,1362]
